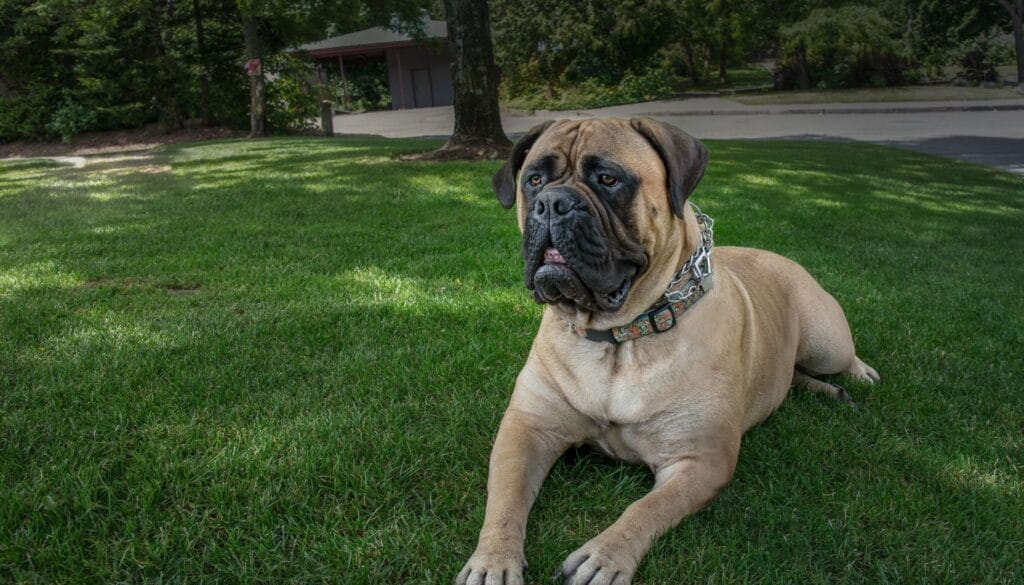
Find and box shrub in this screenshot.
[503,65,678,112]
[264,54,320,133]
[336,60,391,112]
[0,87,56,143]
[778,5,914,90]
[954,30,1014,84]
[46,98,99,144]
[620,66,677,102]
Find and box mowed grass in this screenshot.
[1,137,1023,584]
[731,84,1024,105]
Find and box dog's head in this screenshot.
[492,118,708,324]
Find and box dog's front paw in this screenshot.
[455,548,526,585]
[561,537,636,585]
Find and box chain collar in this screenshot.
[569,203,715,344]
[665,203,714,303]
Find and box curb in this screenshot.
[642,103,1024,117]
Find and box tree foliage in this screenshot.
[0,0,1020,143]
[778,6,911,89]
[491,0,1019,107]
[492,0,679,91]
[0,0,428,142]
[0,0,248,141]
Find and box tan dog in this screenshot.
[456,118,879,585]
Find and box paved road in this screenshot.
[333,96,1024,175]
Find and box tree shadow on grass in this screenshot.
[878,135,1024,173]
[2,137,1023,582]
[3,265,1019,582]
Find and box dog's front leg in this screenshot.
[457,407,574,585]
[561,445,739,585]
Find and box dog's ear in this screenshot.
[630,117,708,219]
[492,120,555,209]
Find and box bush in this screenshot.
[0,87,56,143]
[95,102,152,133]
[958,49,998,84]
[264,54,320,133]
[620,66,677,102]
[46,98,99,144]
[778,5,914,90]
[504,65,678,112]
[332,60,391,112]
[954,30,1014,84]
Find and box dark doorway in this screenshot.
[315,54,391,112]
[411,68,433,107]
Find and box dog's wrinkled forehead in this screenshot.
[523,120,663,181]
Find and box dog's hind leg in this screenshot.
[846,356,880,384]
[791,279,880,386]
[792,369,856,406]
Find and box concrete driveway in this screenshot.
[333,96,1024,175]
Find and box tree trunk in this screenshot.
[681,41,700,84]
[1014,5,1024,89]
[796,42,810,90]
[193,0,211,126]
[716,0,731,85]
[241,12,265,137]
[148,1,181,129]
[411,0,509,160]
[997,0,1024,89]
[718,43,728,85]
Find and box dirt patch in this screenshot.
[0,124,245,159]
[79,277,148,290]
[156,282,202,295]
[79,277,202,294]
[399,136,511,161]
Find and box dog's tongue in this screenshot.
[544,247,567,265]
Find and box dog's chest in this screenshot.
[587,423,647,465]
[557,339,713,464]
[559,335,699,419]
[567,357,672,423]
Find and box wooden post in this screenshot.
[241,12,265,136]
[320,99,334,136]
[338,55,350,111]
[317,64,333,137]
[395,50,406,109]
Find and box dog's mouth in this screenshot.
[605,278,631,307]
[531,246,633,312]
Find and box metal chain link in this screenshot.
[663,203,714,303]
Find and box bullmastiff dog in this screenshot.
[456,118,879,585]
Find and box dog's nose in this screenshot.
[534,189,576,219]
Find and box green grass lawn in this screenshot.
[732,85,1024,105]
[2,137,1023,584]
[688,66,775,92]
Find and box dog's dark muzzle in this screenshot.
[521,186,643,312]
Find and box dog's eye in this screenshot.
[528,175,542,187]
[598,174,619,187]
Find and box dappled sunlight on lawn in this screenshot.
[1,136,1022,584]
[337,265,534,314]
[0,260,79,295]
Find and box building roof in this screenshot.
[296,19,447,56]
